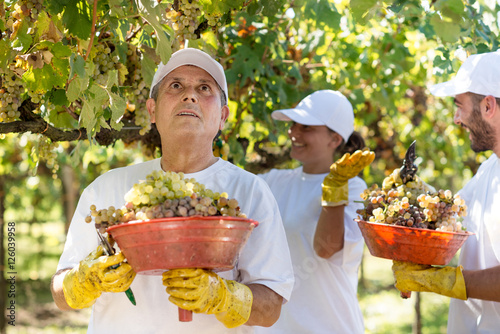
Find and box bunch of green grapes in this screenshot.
[33,136,60,172]
[416,190,467,232]
[0,66,24,122]
[92,43,120,86]
[86,170,246,232]
[10,0,43,23]
[358,169,467,232]
[165,0,223,42]
[124,45,150,135]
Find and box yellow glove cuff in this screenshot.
[449,266,467,300]
[215,281,253,328]
[62,267,101,309]
[321,182,349,207]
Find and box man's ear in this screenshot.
[146,98,156,123]
[483,95,497,119]
[219,105,229,130]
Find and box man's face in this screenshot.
[453,93,495,152]
[147,65,229,145]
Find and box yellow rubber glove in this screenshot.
[322,148,375,207]
[163,268,253,328]
[392,261,467,300]
[62,246,136,309]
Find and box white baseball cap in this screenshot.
[271,90,354,142]
[149,48,228,102]
[430,50,500,98]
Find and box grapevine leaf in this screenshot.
[349,0,379,23]
[70,54,86,78]
[108,0,126,17]
[80,97,98,137]
[199,0,245,15]
[0,39,12,69]
[11,20,32,52]
[135,0,172,64]
[49,89,69,107]
[107,91,126,130]
[304,0,341,29]
[141,52,157,90]
[261,0,286,17]
[246,1,263,16]
[61,0,92,39]
[430,15,461,43]
[50,42,73,58]
[67,76,89,103]
[23,59,68,94]
[35,11,51,41]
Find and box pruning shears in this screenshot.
[97,231,136,306]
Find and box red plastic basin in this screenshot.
[356,219,472,265]
[107,216,259,275]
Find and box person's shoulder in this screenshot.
[260,167,301,180]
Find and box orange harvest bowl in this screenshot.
[356,219,472,265]
[107,216,259,275]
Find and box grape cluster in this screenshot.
[33,136,60,172]
[92,43,120,86]
[124,45,150,135]
[165,0,223,42]
[358,169,467,232]
[10,0,43,22]
[86,170,247,233]
[0,66,24,122]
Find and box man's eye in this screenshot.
[200,85,210,91]
[171,82,181,89]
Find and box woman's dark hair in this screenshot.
[334,131,366,160]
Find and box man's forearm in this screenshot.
[51,269,73,311]
[245,284,283,327]
[463,266,500,302]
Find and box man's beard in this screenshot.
[466,103,496,153]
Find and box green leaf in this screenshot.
[199,0,245,15]
[34,11,51,41]
[349,0,379,23]
[106,91,126,130]
[0,39,12,69]
[70,54,86,78]
[305,0,341,29]
[12,20,33,52]
[49,89,69,106]
[430,15,461,43]
[246,1,263,16]
[67,76,89,103]
[141,53,157,89]
[61,0,92,39]
[135,0,172,64]
[51,42,73,58]
[261,0,286,17]
[23,59,69,94]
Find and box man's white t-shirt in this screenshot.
[257,167,365,334]
[448,154,500,333]
[57,158,294,334]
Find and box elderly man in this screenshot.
[393,50,500,333]
[51,48,294,334]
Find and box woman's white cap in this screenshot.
[149,48,228,102]
[430,50,500,98]
[271,90,354,142]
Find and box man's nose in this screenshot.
[182,87,197,103]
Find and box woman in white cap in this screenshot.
[257,90,375,333]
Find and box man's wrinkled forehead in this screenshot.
[163,65,217,85]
